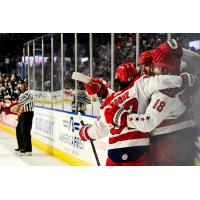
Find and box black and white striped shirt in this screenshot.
[18,91,34,112]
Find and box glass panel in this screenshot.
[17,46,26,78]
[25,46,28,79]
[52,34,62,110]
[114,33,136,90]
[75,33,91,115]
[29,42,34,90]
[171,33,200,52]
[34,38,43,106]
[16,61,22,79]
[139,33,168,53]
[43,34,52,108]
[92,33,111,116]
[63,33,75,112]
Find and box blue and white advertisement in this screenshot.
[32,107,108,165]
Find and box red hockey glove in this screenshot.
[153,39,183,64]
[85,77,108,98]
[104,105,128,127]
[79,124,95,141]
[160,39,183,59]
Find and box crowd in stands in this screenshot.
[1,33,200,114]
[0,73,20,102]
[61,33,200,98]
[139,33,167,52]
[115,33,136,66]
[114,33,200,68]
[93,34,111,82]
[12,33,200,94]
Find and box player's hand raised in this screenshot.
[85,77,108,98]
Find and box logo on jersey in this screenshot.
[122,154,128,160]
[112,92,130,106]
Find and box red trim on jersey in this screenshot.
[109,131,149,144]
[159,87,183,98]
[101,74,142,109]
[85,126,95,141]
[110,127,125,135]
[159,89,176,98]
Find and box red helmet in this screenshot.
[138,50,154,65]
[153,50,181,74]
[115,62,137,82]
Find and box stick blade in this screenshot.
[72,72,91,83]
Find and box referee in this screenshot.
[15,79,34,155]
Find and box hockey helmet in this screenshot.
[138,50,153,65]
[115,62,137,82]
[153,51,181,75]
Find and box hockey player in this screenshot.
[138,50,154,76]
[79,60,192,166]
[107,41,199,165]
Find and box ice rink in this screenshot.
[0,129,68,166]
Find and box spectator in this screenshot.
[71,82,91,114]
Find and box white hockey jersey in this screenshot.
[87,74,184,163]
[123,48,200,137]
[127,87,197,137]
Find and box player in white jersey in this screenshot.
[79,60,191,166]
[109,40,199,165]
[138,50,155,76]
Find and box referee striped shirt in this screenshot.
[18,91,34,112]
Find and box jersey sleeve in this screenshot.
[127,91,174,132]
[87,114,110,140]
[142,75,182,97]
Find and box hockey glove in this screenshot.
[79,124,95,141]
[164,39,183,59]
[85,77,108,98]
[153,39,183,63]
[104,105,128,127]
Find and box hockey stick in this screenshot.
[77,112,101,166]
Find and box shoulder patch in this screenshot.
[159,88,176,98]
[159,87,183,98]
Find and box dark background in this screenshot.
[0,33,46,73]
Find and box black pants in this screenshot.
[16,112,34,151]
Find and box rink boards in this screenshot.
[0,107,108,166]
